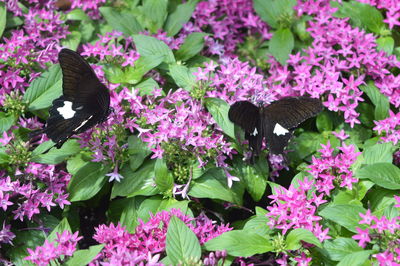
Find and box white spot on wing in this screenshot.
[273,123,289,136]
[57,101,75,119]
[74,115,93,132]
[250,127,258,136]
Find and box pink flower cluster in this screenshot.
[309,139,361,193]
[71,0,106,19]
[91,209,231,264]
[0,1,67,121]
[0,163,70,222]
[266,177,329,241]
[25,230,82,266]
[192,0,270,56]
[373,110,400,145]
[352,199,400,265]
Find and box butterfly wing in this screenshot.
[30,49,110,149]
[228,101,263,159]
[262,96,323,155]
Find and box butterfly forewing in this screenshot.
[262,97,323,130]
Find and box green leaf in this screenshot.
[363,142,394,165]
[369,188,397,217]
[253,0,297,29]
[126,54,165,84]
[67,153,89,176]
[356,163,400,190]
[289,132,322,160]
[316,111,333,132]
[376,36,394,55]
[66,8,89,21]
[286,228,322,250]
[47,218,71,242]
[269,28,294,65]
[128,135,152,172]
[0,2,6,38]
[68,162,110,202]
[204,230,272,257]
[189,168,243,205]
[204,98,235,139]
[136,78,160,96]
[112,160,157,198]
[155,159,174,192]
[31,139,80,164]
[360,82,389,120]
[99,7,143,36]
[243,214,272,237]
[319,204,367,233]
[0,112,16,133]
[324,238,364,261]
[234,158,267,202]
[65,244,104,266]
[118,197,143,232]
[24,64,62,111]
[166,216,201,264]
[8,229,45,265]
[165,0,198,36]
[142,0,168,33]
[175,32,208,61]
[337,250,373,266]
[61,31,82,51]
[169,64,196,91]
[133,34,175,64]
[333,1,385,34]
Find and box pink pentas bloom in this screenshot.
[91,209,231,264]
[352,227,371,248]
[0,223,15,246]
[25,230,82,265]
[373,110,400,145]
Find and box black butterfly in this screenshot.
[30,48,111,149]
[228,97,323,162]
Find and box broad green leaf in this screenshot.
[165,0,198,36]
[155,159,174,192]
[65,244,105,266]
[0,112,15,133]
[324,238,364,261]
[319,204,367,233]
[117,197,143,232]
[166,216,201,264]
[0,2,6,38]
[204,230,272,257]
[234,158,267,202]
[243,214,272,237]
[112,160,157,198]
[47,218,71,242]
[189,168,243,205]
[61,31,82,51]
[333,1,385,34]
[133,35,175,64]
[136,78,160,96]
[356,163,400,190]
[124,54,165,84]
[66,8,89,21]
[337,250,373,266]
[383,202,400,220]
[286,228,322,250]
[204,98,235,139]
[369,188,397,217]
[128,135,152,172]
[269,28,294,65]
[31,139,80,164]
[363,142,394,165]
[68,162,110,202]
[99,7,143,36]
[376,36,394,55]
[24,64,62,111]
[316,111,333,132]
[8,230,44,265]
[142,0,168,33]
[362,82,390,121]
[253,0,297,29]
[169,64,196,91]
[357,102,374,127]
[175,32,208,61]
[289,132,321,160]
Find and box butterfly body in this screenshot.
[229,97,323,162]
[30,49,111,149]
